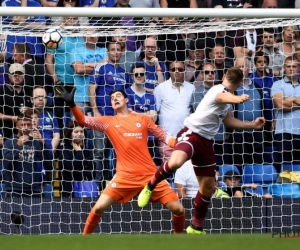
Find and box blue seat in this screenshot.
[281,164,300,172]
[43,184,54,198]
[218,181,227,190]
[244,185,268,196]
[218,165,240,180]
[268,183,300,198]
[243,164,278,185]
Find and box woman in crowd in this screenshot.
[58,121,95,197]
[277,25,299,57]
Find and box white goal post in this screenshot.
[1,7,300,235]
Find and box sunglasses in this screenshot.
[134,72,145,77]
[204,70,215,75]
[170,68,184,73]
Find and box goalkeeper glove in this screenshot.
[54,85,76,108]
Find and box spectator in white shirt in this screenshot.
[154,61,195,161]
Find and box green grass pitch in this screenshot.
[0,234,298,250]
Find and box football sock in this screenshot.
[83,209,102,235]
[148,162,174,190]
[192,191,211,229]
[173,210,186,234]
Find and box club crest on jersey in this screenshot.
[46,117,51,122]
[136,122,141,128]
[146,99,150,105]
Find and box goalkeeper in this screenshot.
[55,86,185,234]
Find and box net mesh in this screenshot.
[2,17,300,36]
[1,11,300,235]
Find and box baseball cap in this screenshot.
[189,39,205,50]
[224,170,241,179]
[9,63,25,74]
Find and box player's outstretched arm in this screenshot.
[216,92,250,104]
[223,110,266,130]
[55,86,107,131]
[146,117,176,148]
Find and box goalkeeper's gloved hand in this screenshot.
[54,85,76,108]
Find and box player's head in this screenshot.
[131,63,146,85]
[223,171,241,187]
[109,89,128,110]
[224,66,244,87]
[16,113,32,136]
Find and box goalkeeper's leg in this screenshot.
[83,194,115,235]
[165,201,186,234]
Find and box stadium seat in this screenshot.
[281,164,300,172]
[43,184,54,198]
[243,164,278,185]
[244,185,266,196]
[218,181,227,190]
[268,183,300,198]
[218,165,240,180]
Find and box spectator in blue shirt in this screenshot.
[80,0,115,7]
[125,63,157,157]
[137,37,168,93]
[271,56,300,165]
[31,87,60,153]
[89,41,130,184]
[3,113,53,197]
[233,57,264,166]
[249,51,277,143]
[46,16,85,128]
[71,28,107,114]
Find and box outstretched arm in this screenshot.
[215,92,250,104]
[54,86,108,131]
[223,110,265,130]
[146,116,176,148]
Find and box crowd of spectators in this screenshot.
[1,0,300,197]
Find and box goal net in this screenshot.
[0,7,300,235]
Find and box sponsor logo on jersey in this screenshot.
[123,132,143,139]
[145,79,158,85]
